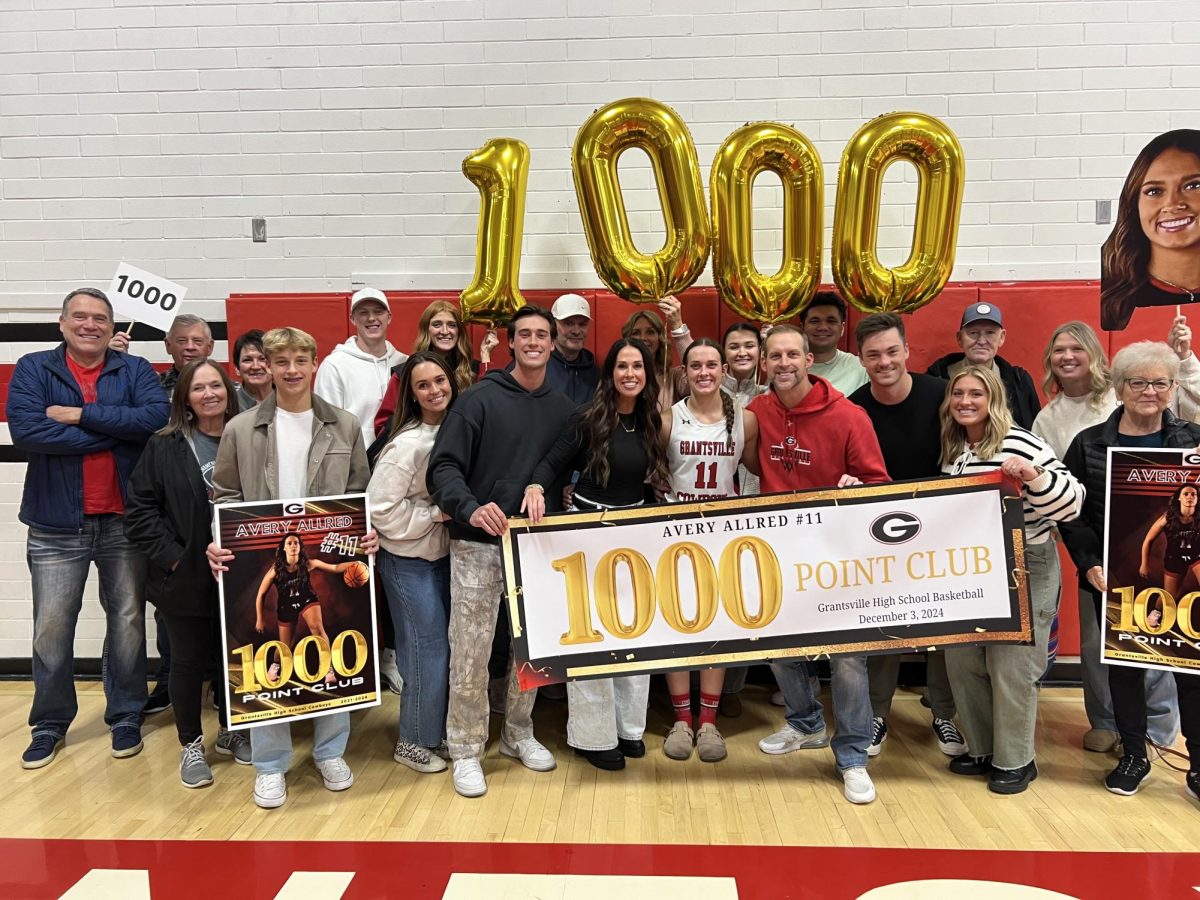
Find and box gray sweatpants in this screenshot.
[445,539,537,761]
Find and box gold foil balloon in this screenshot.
[832,112,965,313]
[461,138,530,326]
[572,98,711,302]
[711,122,823,324]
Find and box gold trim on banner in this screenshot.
[504,472,1009,532]
[501,539,524,639]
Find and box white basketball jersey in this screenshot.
[666,398,744,502]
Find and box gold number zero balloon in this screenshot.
[832,112,965,313]
[711,122,823,324]
[460,137,530,326]
[572,98,711,302]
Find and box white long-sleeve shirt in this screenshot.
[367,422,448,561]
[943,427,1084,544]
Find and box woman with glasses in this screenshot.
[1060,341,1200,800]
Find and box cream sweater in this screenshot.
[367,422,448,561]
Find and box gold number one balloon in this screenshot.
[572,98,711,303]
[832,112,965,313]
[710,122,824,324]
[460,138,530,326]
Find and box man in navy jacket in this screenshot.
[8,287,169,769]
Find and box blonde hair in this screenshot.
[1041,321,1112,408]
[262,326,317,359]
[939,365,1013,466]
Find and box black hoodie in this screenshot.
[427,369,577,543]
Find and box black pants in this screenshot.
[1090,586,1200,764]
[160,612,227,746]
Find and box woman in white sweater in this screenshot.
[1031,321,1181,755]
[368,352,458,774]
[940,365,1084,795]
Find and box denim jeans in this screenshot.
[27,516,148,737]
[1079,584,1179,745]
[945,539,1059,770]
[250,712,351,775]
[771,655,872,769]
[379,550,451,749]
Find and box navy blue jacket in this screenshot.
[8,345,170,533]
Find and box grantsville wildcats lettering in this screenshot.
[770,435,811,471]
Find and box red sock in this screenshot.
[698,691,720,727]
[670,692,692,726]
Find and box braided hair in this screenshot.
[683,338,734,443]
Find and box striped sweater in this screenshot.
[942,426,1084,544]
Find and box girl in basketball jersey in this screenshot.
[255,533,358,685]
[659,339,759,762]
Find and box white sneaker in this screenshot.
[841,766,877,804]
[453,758,487,797]
[379,648,403,695]
[758,725,830,755]
[254,772,286,809]
[393,740,448,773]
[315,756,354,792]
[499,736,557,772]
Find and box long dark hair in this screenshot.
[1101,129,1200,330]
[159,357,239,437]
[683,338,735,442]
[581,339,669,489]
[273,534,311,582]
[387,351,460,441]
[1166,483,1199,534]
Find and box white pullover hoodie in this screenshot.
[314,337,407,447]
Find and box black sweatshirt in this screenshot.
[426,369,576,543]
[529,407,649,507]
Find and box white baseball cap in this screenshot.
[551,293,591,321]
[351,287,389,312]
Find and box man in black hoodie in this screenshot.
[544,293,599,404]
[427,305,576,798]
[926,302,1042,429]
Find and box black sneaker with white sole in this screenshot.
[1105,755,1151,796]
[932,717,967,756]
[868,716,887,757]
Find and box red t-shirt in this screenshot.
[65,355,124,515]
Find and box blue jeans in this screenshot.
[379,550,451,748]
[27,516,148,737]
[771,655,872,769]
[250,712,351,775]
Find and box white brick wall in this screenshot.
[0,0,1198,659]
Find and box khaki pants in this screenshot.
[445,539,537,761]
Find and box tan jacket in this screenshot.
[213,392,369,503]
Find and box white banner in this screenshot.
[504,472,1031,687]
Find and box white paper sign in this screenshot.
[106,262,187,333]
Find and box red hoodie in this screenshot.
[747,375,889,493]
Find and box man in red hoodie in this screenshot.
[747,325,888,805]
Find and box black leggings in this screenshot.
[1089,586,1200,764]
[160,612,227,746]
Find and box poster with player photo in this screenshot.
[215,493,380,728]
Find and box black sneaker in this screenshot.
[868,717,887,757]
[575,747,625,771]
[932,717,968,757]
[1187,771,1200,802]
[21,733,64,770]
[617,738,646,758]
[1105,755,1151,796]
[144,684,172,716]
[949,753,993,776]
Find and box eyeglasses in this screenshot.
[1125,378,1174,394]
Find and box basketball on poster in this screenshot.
[215,494,381,728]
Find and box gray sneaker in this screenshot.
[180,737,213,789]
[215,727,252,765]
